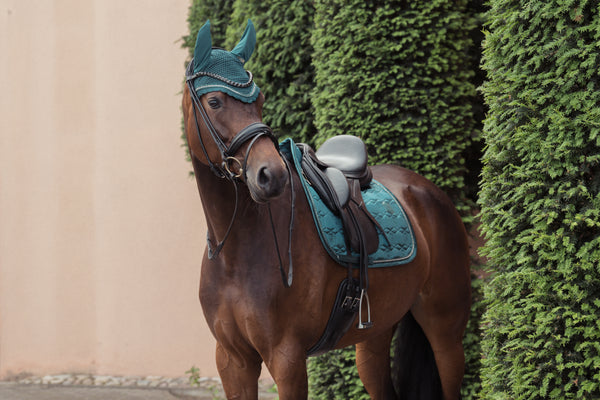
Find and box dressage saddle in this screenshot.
[299,135,384,356]
[298,136,380,255]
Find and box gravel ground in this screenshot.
[0,374,278,400]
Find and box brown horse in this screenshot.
[182,20,471,400]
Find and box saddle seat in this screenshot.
[316,135,372,182]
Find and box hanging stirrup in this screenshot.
[356,289,373,329]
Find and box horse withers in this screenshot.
[182,19,471,400]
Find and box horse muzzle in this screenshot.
[246,147,289,203]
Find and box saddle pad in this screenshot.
[280,139,417,268]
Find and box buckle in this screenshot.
[223,157,243,179]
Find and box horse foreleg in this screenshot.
[355,329,398,400]
[263,343,308,400]
[215,342,262,400]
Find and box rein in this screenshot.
[185,61,295,288]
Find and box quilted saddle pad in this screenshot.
[280,139,417,268]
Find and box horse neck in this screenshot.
[191,158,265,240]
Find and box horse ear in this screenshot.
[193,20,212,73]
[231,19,256,64]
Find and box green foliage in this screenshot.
[311,0,479,212]
[226,0,316,143]
[479,0,600,398]
[185,365,201,386]
[181,0,235,56]
[307,346,369,400]
[462,272,485,399]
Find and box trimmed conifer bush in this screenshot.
[307,346,370,400]
[226,0,316,142]
[181,0,234,53]
[311,0,478,213]
[479,1,600,398]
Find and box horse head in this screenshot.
[183,20,288,203]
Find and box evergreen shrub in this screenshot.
[311,0,478,212]
[479,0,600,398]
[307,346,369,400]
[226,0,316,142]
[181,1,485,398]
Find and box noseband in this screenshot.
[185,61,295,288]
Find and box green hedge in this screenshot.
[308,347,369,400]
[311,0,478,213]
[225,0,317,143]
[479,0,600,398]
[182,0,234,54]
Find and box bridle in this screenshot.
[185,61,276,181]
[185,60,295,288]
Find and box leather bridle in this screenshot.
[185,60,295,288]
[185,61,277,182]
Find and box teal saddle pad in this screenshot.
[280,139,417,268]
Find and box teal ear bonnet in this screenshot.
[188,20,260,103]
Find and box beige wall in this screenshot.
[0,0,218,378]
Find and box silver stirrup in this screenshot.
[357,289,373,329]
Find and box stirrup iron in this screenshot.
[356,289,373,329]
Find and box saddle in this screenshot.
[297,136,382,357]
[298,136,381,255]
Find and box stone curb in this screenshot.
[3,374,278,398]
[8,374,218,389]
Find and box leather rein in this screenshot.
[185,61,295,288]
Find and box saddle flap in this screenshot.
[340,180,380,254]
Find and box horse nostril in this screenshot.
[258,166,272,189]
[252,164,286,201]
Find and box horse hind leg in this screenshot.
[355,329,398,400]
[409,303,469,400]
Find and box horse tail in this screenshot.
[392,311,443,400]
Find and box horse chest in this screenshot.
[200,262,278,321]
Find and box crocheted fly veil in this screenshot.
[188,20,260,103]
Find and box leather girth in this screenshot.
[306,278,361,357]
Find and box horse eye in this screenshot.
[207,97,221,109]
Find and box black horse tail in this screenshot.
[392,311,443,400]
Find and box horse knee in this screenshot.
[263,346,308,400]
[215,343,262,400]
